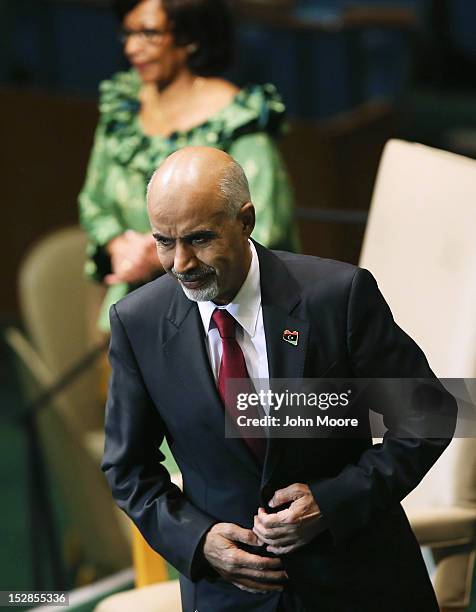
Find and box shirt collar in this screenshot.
[197,241,261,338]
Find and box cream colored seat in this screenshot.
[5,327,131,581]
[360,139,476,610]
[10,226,132,582]
[17,226,106,439]
[94,580,181,612]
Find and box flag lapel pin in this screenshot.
[283,329,299,346]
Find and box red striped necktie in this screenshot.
[212,308,266,464]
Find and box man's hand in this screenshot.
[203,523,288,593]
[105,231,163,285]
[253,483,326,555]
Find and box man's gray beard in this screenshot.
[179,275,219,302]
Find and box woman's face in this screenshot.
[122,0,190,85]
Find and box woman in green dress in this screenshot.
[79,0,299,330]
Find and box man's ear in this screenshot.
[239,202,255,237]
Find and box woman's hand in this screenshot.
[105,230,163,285]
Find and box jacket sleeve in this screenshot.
[101,304,217,579]
[309,268,457,545]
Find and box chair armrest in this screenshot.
[407,507,476,547]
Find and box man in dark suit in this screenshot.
[102,147,457,611]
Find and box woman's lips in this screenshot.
[133,62,154,73]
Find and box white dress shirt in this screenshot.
[197,241,270,393]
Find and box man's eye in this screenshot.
[155,237,173,247]
[191,237,210,246]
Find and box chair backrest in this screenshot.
[279,101,394,263]
[17,226,106,435]
[360,139,476,509]
[5,327,130,578]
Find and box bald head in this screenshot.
[146,147,255,305]
[147,146,250,218]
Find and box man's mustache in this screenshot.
[171,264,216,283]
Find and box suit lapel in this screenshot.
[263,305,309,382]
[162,285,261,477]
[160,244,310,486]
[254,243,309,489]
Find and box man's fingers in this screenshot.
[229,547,284,571]
[267,543,299,555]
[253,516,297,542]
[203,523,289,593]
[254,491,325,553]
[232,582,262,594]
[256,506,299,528]
[268,483,307,508]
[232,579,284,593]
[236,567,287,585]
[253,529,297,546]
[256,506,282,528]
[254,513,299,546]
[220,524,260,547]
[230,568,287,593]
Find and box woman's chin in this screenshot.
[133,64,162,83]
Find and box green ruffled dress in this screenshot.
[78,69,299,330]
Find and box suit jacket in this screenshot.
[102,242,457,612]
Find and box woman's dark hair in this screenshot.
[114,0,234,75]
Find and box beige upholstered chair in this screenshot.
[10,226,132,582]
[94,580,181,612]
[17,226,106,439]
[360,139,476,611]
[5,327,131,581]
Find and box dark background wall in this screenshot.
[2,0,476,320]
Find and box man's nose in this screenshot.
[173,242,198,274]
